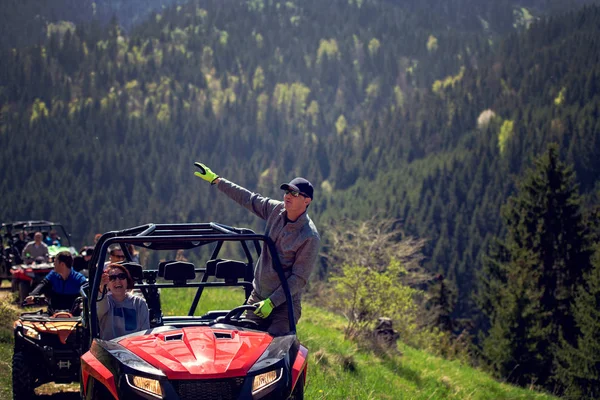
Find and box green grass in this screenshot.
[0,280,18,400]
[0,284,558,400]
[158,288,557,400]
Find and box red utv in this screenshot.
[79,223,307,399]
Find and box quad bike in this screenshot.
[12,295,84,399]
[10,258,54,304]
[11,246,80,304]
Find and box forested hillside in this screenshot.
[320,4,600,319]
[1,0,600,394]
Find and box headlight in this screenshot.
[252,368,282,395]
[23,326,40,340]
[126,375,163,398]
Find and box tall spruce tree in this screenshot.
[478,144,595,388]
[554,248,600,400]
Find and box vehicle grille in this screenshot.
[171,377,245,400]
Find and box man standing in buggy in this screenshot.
[194,162,320,336]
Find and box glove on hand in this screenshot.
[253,298,274,318]
[194,162,219,184]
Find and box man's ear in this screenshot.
[304,198,312,207]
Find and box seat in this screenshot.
[158,260,176,278]
[205,259,224,277]
[121,262,144,283]
[215,260,248,284]
[163,261,196,285]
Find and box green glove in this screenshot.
[253,298,274,318]
[194,162,219,184]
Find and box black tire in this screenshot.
[12,352,35,399]
[87,378,112,400]
[18,281,30,304]
[289,370,305,400]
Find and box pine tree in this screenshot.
[554,249,600,399]
[478,144,595,388]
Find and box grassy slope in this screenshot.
[0,281,19,400]
[163,288,557,399]
[0,285,557,399]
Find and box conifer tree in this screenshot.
[478,144,595,387]
[554,248,600,400]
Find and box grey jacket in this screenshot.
[217,178,320,307]
[21,241,49,261]
[97,293,150,340]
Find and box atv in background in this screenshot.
[80,222,307,400]
[1,221,79,302]
[12,295,84,400]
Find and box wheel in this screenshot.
[86,378,112,400]
[12,352,35,399]
[289,370,305,400]
[18,281,30,304]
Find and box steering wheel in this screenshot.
[215,305,259,328]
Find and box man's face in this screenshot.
[34,233,43,244]
[53,257,63,272]
[109,249,125,262]
[283,189,311,214]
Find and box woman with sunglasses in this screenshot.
[97,263,150,340]
[193,162,320,336]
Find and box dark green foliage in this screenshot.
[424,274,456,333]
[479,145,595,388]
[554,250,600,399]
[0,2,599,393]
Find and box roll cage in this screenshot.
[1,220,73,247]
[81,222,296,349]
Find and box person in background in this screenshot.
[97,263,150,340]
[79,246,94,263]
[44,229,61,246]
[127,244,140,264]
[25,251,87,313]
[73,246,95,277]
[21,232,49,264]
[103,245,126,269]
[12,230,28,264]
[194,162,320,336]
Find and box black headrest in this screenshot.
[205,259,224,276]
[158,260,176,278]
[164,261,195,283]
[215,260,247,284]
[122,262,143,283]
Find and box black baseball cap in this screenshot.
[280,177,314,199]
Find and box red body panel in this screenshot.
[291,345,308,388]
[11,266,53,282]
[81,351,118,399]
[118,327,273,379]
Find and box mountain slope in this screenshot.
[0,0,599,323]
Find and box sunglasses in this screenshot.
[111,253,125,259]
[284,189,307,198]
[108,272,128,281]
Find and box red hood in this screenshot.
[118,327,272,379]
